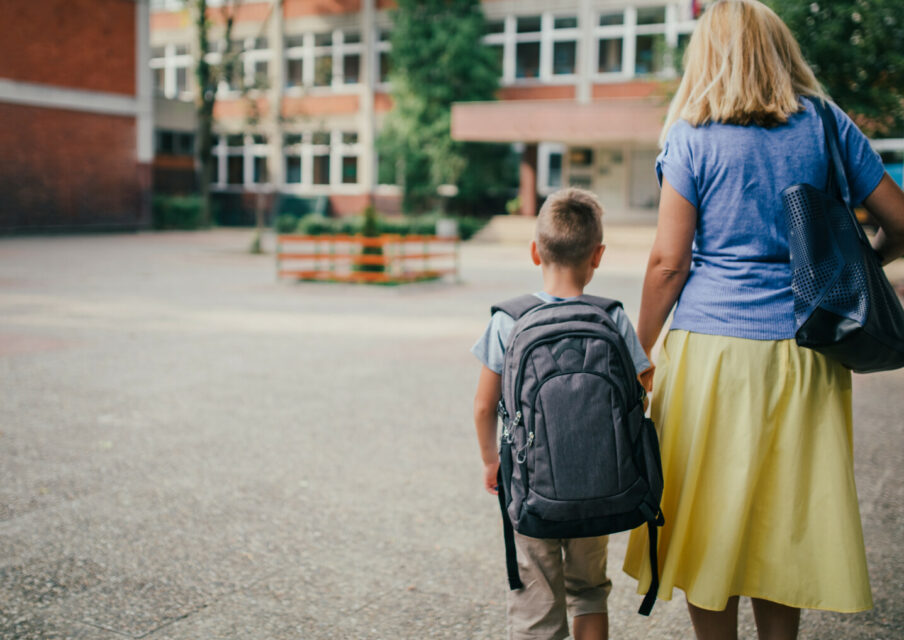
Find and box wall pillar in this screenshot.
[135,0,153,227]
[519,143,538,216]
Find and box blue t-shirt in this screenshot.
[658,98,886,340]
[471,292,651,376]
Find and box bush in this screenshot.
[275,214,298,234]
[295,214,337,236]
[152,195,206,230]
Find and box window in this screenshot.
[593,5,693,79]
[515,42,540,79]
[312,132,331,185]
[285,34,306,88]
[284,134,303,184]
[286,157,302,183]
[485,20,505,35]
[341,157,358,184]
[377,29,392,84]
[209,133,273,188]
[514,15,541,79]
[149,43,192,99]
[485,13,580,83]
[637,6,667,26]
[251,135,268,184]
[243,37,272,89]
[548,152,563,188]
[287,57,304,88]
[226,134,244,185]
[175,67,188,94]
[635,34,666,75]
[516,16,542,33]
[551,15,578,76]
[156,129,195,156]
[153,67,166,95]
[598,38,623,73]
[342,31,362,85]
[340,131,359,185]
[313,33,333,87]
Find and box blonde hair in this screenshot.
[661,0,825,145]
[536,188,603,267]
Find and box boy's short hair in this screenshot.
[535,188,604,267]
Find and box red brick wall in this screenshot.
[329,194,370,216]
[282,94,359,118]
[285,0,360,17]
[0,0,136,96]
[0,104,145,231]
[498,85,576,101]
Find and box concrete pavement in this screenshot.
[0,229,901,639]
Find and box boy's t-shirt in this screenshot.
[471,292,651,376]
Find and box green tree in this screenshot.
[767,0,904,137]
[379,0,514,212]
[186,0,279,229]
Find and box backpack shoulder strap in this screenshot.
[575,294,623,314]
[491,294,544,320]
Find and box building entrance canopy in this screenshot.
[451,98,667,146]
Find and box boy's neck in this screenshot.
[541,265,589,299]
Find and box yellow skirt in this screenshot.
[623,330,872,612]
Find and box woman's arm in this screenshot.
[636,178,698,356]
[862,174,904,265]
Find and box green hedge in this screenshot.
[293,212,488,240]
[152,195,208,230]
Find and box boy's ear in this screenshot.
[591,244,606,268]
[529,241,542,266]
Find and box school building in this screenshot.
[149,0,700,218]
[0,0,153,232]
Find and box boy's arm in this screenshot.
[473,365,502,495]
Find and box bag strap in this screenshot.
[811,99,850,206]
[497,468,524,590]
[491,294,623,320]
[811,99,870,245]
[491,294,544,320]
[575,294,623,314]
[637,502,665,616]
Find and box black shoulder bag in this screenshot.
[782,99,904,373]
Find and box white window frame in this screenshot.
[592,4,695,83]
[205,37,272,97]
[284,28,364,94]
[374,27,392,89]
[210,133,273,191]
[538,143,566,195]
[268,130,364,194]
[546,13,580,80]
[242,38,273,91]
[483,12,581,86]
[150,43,193,100]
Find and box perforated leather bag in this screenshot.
[782,100,904,373]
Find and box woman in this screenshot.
[622,1,904,639]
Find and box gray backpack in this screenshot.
[493,294,664,616]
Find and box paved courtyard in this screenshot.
[1,229,901,639]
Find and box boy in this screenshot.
[471,188,653,640]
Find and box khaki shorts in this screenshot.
[507,532,611,640]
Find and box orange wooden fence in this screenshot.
[276,234,460,284]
